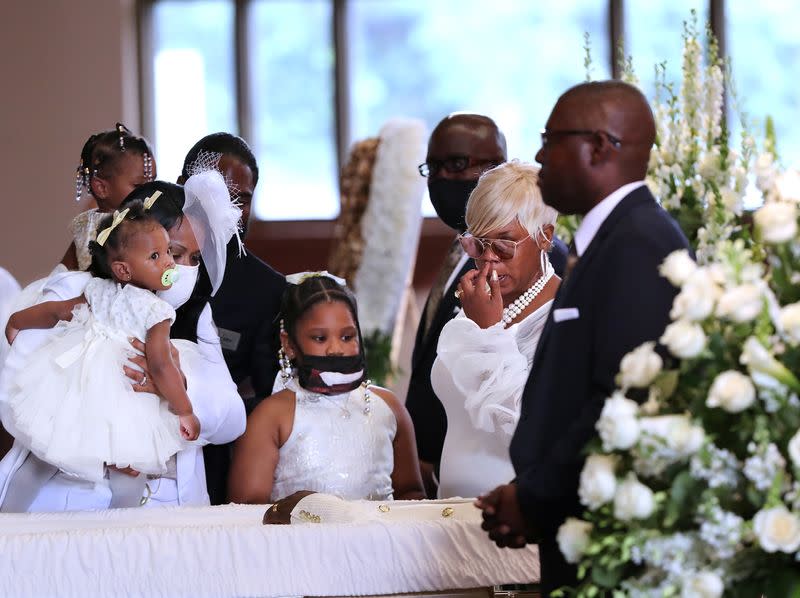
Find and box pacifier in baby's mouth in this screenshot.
[161,268,180,287]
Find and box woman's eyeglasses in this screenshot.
[459,232,532,261]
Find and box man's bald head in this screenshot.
[557,81,655,179]
[536,81,656,215]
[428,113,508,166]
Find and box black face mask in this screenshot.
[428,178,479,232]
[296,352,366,396]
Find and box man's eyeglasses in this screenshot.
[459,232,531,261]
[418,156,501,178]
[539,129,622,149]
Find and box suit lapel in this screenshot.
[529,187,656,372]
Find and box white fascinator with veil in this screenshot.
[182,151,245,295]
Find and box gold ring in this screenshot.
[454,288,463,299]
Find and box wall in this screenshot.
[0,0,139,285]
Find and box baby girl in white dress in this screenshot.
[2,200,199,487]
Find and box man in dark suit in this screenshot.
[478,81,690,595]
[179,133,287,504]
[407,114,567,497]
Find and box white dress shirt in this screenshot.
[573,181,646,256]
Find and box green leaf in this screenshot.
[663,470,694,527]
[762,568,800,598]
[591,565,623,589]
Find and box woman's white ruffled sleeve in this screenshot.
[436,315,529,439]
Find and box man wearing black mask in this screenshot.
[407,114,567,497]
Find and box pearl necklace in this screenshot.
[501,262,554,327]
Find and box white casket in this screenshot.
[0,499,539,598]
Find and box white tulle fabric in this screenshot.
[0,278,188,482]
[69,209,107,271]
[271,379,396,501]
[433,300,553,498]
[182,169,243,295]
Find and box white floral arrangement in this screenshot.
[555,13,800,597]
[354,118,427,336]
[559,228,800,596]
[352,118,427,383]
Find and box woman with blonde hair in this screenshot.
[433,160,560,498]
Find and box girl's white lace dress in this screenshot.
[271,379,397,501]
[0,278,188,483]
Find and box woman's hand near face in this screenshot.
[124,338,185,393]
[457,261,503,328]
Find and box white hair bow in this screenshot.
[285,271,346,286]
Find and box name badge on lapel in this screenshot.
[553,307,580,323]
[217,327,242,352]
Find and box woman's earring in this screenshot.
[278,347,293,387]
[540,246,552,279]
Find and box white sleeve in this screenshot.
[174,305,245,445]
[195,303,225,365]
[436,315,529,440]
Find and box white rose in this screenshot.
[660,249,697,287]
[706,370,756,413]
[788,430,800,469]
[660,319,707,359]
[775,169,800,203]
[754,202,797,244]
[613,473,655,521]
[579,454,617,510]
[639,415,704,456]
[670,270,720,321]
[596,393,640,451]
[681,571,724,598]
[716,284,764,323]
[753,505,800,553]
[556,518,593,564]
[619,342,663,389]
[779,303,800,344]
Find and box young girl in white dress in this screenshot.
[2,200,199,497]
[433,161,561,499]
[228,273,425,503]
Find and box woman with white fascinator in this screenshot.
[0,166,246,511]
[434,160,561,499]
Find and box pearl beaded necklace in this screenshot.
[501,260,554,327]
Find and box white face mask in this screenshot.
[156,264,200,308]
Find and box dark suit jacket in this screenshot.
[509,187,689,594]
[204,240,286,505]
[406,237,568,470]
[210,241,287,400]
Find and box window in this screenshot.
[727,1,800,167]
[143,1,793,222]
[248,0,338,220]
[624,0,708,97]
[347,0,608,216]
[143,0,610,221]
[150,0,237,184]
